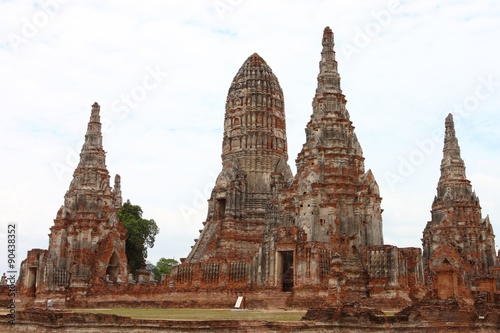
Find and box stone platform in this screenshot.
[2,306,499,333]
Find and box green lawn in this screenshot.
[73,308,306,322]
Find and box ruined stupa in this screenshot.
[170,28,424,308]
[185,53,293,264]
[422,113,497,299]
[14,27,499,317]
[18,103,128,297]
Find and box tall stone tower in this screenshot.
[254,27,386,295]
[281,26,384,256]
[19,103,128,296]
[186,53,292,263]
[422,114,497,285]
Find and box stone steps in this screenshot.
[187,222,218,263]
[342,257,370,302]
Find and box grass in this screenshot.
[72,308,306,322]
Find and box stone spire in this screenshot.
[77,102,105,170]
[437,114,468,192]
[18,103,129,296]
[56,102,120,219]
[315,26,342,99]
[43,102,128,290]
[281,26,383,256]
[113,174,123,209]
[433,113,475,210]
[423,113,497,282]
[221,53,290,192]
[61,102,121,215]
[304,27,358,152]
[186,53,292,263]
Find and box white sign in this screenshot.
[234,296,244,309]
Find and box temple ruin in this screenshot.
[168,26,427,308]
[422,113,499,302]
[15,27,500,320]
[17,103,128,299]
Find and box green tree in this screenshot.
[151,258,179,280]
[118,199,160,275]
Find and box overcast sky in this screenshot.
[1,0,499,272]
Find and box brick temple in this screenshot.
[17,103,129,298]
[16,27,500,316]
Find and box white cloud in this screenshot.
[1,0,499,268]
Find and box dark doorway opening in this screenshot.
[281,251,294,292]
[106,252,119,283]
[217,198,226,220]
[28,267,37,296]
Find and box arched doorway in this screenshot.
[106,252,119,283]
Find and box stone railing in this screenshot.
[170,261,252,289]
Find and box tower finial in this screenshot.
[90,102,101,124]
[322,26,333,50]
[315,26,342,100]
[76,102,105,171]
[114,174,123,209]
[63,102,115,213]
[439,113,467,183]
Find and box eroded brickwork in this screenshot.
[18,103,128,297]
[171,27,424,309]
[14,27,500,322]
[422,114,498,302]
[258,27,387,293]
[185,53,293,264]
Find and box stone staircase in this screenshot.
[341,257,370,303]
[186,221,218,263]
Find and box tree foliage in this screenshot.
[151,258,179,280]
[118,199,159,275]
